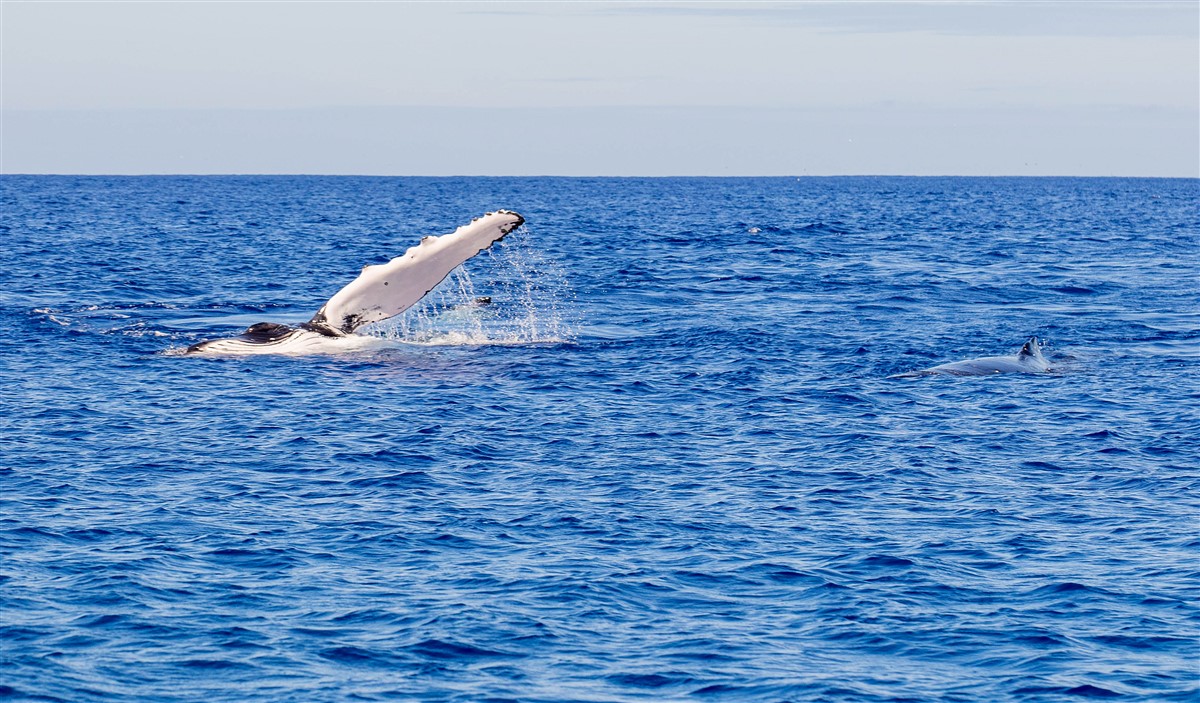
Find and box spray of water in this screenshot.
[371,225,577,346]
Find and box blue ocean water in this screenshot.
[1,176,1197,702]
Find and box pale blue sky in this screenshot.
[2,1,1196,176]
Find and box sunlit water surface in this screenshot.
[2,176,1197,702]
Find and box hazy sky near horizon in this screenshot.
[3,1,1197,176]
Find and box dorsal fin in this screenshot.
[1018,337,1043,360]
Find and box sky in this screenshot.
[1,1,1197,176]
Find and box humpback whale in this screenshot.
[890,338,1050,378]
[186,210,524,355]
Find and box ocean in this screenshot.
[1,175,1197,702]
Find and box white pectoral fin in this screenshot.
[307,210,524,335]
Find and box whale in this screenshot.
[890,338,1050,378]
[186,210,524,355]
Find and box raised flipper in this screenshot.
[305,210,524,336]
[185,210,523,355]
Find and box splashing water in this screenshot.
[371,225,577,346]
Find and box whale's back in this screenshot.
[890,338,1050,378]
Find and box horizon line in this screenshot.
[2,173,1196,180]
